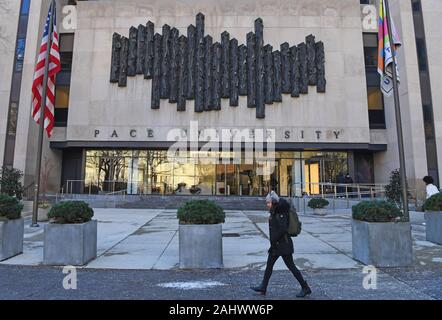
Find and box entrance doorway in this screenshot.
[82,150,351,197]
[215,164,236,195]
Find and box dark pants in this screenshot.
[262,254,307,289]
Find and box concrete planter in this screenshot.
[0,218,24,261]
[38,207,51,222]
[179,224,223,269]
[313,208,327,216]
[44,220,97,266]
[425,211,442,245]
[352,219,413,267]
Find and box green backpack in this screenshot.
[287,203,302,237]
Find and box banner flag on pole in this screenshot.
[31,2,61,138]
[377,0,401,97]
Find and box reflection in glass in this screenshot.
[83,150,350,196]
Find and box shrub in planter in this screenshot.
[352,200,403,222]
[308,198,329,215]
[177,199,225,225]
[44,201,97,266]
[351,200,412,267]
[0,168,24,200]
[48,201,94,224]
[422,192,442,212]
[0,194,23,221]
[177,200,225,269]
[0,194,24,261]
[422,192,442,244]
[307,198,329,209]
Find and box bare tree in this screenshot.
[40,157,55,202]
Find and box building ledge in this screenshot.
[50,140,387,151]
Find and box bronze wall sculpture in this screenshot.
[110,13,326,118]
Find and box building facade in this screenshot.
[0,0,441,200]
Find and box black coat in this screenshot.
[268,199,294,256]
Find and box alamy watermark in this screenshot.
[62,265,78,290]
[167,121,276,176]
[362,265,378,290]
[61,5,77,31]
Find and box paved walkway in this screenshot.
[1,209,441,271]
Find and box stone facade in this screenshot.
[64,0,369,144]
[0,0,440,200]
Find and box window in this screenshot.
[363,34,378,67]
[54,34,74,127]
[367,87,383,110]
[3,0,30,167]
[54,86,70,126]
[20,0,30,15]
[55,86,70,108]
[82,150,348,196]
[412,1,421,13]
[15,38,26,72]
[416,39,428,72]
[363,33,385,129]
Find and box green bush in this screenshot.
[0,167,24,200]
[48,201,94,224]
[307,198,329,209]
[352,200,403,222]
[0,194,23,220]
[423,192,442,212]
[177,200,225,224]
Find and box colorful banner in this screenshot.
[377,0,401,96]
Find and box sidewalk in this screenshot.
[1,208,441,271]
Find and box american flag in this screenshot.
[31,2,61,138]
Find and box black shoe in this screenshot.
[296,284,312,298]
[250,285,267,295]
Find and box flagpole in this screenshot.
[384,0,410,221]
[31,0,55,228]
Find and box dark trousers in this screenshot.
[262,254,307,289]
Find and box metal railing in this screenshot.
[292,182,421,213]
[63,179,422,211]
[65,179,166,196]
[105,189,127,200]
[22,181,36,200]
[65,179,387,198]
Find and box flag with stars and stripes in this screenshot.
[31,2,60,138]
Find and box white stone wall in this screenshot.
[421,0,442,187]
[67,0,370,144]
[0,0,21,167]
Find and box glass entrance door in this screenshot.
[84,150,350,197]
[96,155,128,193]
[305,160,321,195]
[215,164,237,195]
